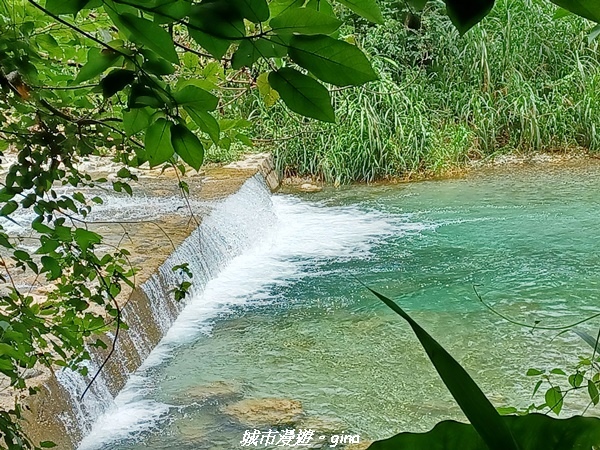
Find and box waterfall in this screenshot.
[55,174,276,446]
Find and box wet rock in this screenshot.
[222,398,304,427]
[299,183,322,192]
[345,441,372,450]
[185,381,241,402]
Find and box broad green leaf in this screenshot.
[188,29,231,59]
[76,48,121,83]
[568,372,584,388]
[40,256,61,280]
[232,0,270,23]
[526,368,543,376]
[231,38,287,69]
[100,69,135,98]
[184,107,220,144]
[118,13,179,64]
[123,108,152,136]
[550,0,600,22]
[145,119,174,167]
[39,441,57,448]
[550,368,566,375]
[73,228,101,253]
[443,0,495,35]
[171,124,204,170]
[334,0,383,24]
[553,7,571,19]
[268,68,335,122]
[407,0,428,11]
[141,49,175,75]
[44,0,90,15]
[174,85,218,111]
[151,0,192,23]
[369,414,600,450]
[288,35,378,86]
[545,386,563,415]
[305,0,334,15]
[588,380,599,405]
[269,0,304,17]
[365,287,518,450]
[270,8,342,35]
[257,72,280,107]
[188,1,246,40]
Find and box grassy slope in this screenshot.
[250,0,600,184]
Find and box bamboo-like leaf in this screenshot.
[365,287,518,450]
[550,0,600,22]
[369,414,600,449]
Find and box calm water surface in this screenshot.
[80,162,600,449]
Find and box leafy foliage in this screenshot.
[365,287,600,450]
[0,0,599,448]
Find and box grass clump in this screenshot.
[250,0,600,183]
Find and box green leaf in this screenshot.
[40,441,57,448]
[553,7,572,19]
[568,372,584,388]
[526,368,543,376]
[231,38,287,69]
[443,0,495,35]
[174,85,219,111]
[573,329,600,352]
[545,386,563,415]
[171,124,204,170]
[75,48,121,83]
[118,13,179,64]
[0,200,18,216]
[257,72,280,107]
[589,24,600,43]
[184,107,220,144]
[145,119,174,167]
[123,107,152,136]
[74,228,101,253]
[41,256,61,280]
[232,0,270,23]
[407,0,428,11]
[151,0,192,23]
[268,68,335,122]
[269,0,304,17]
[44,0,90,15]
[369,414,600,450]
[270,8,342,35]
[188,29,232,59]
[550,368,566,375]
[100,69,135,98]
[288,35,378,86]
[365,287,518,450]
[550,0,600,22]
[588,380,599,405]
[188,1,246,40]
[334,0,383,23]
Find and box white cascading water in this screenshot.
[55,174,277,444]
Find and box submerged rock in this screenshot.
[222,398,304,427]
[344,441,372,450]
[299,183,322,192]
[185,381,241,402]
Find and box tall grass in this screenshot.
[250,0,600,183]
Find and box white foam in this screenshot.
[77,194,425,449]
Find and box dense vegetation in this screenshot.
[0,0,599,448]
[254,0,600,183]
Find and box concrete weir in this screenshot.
[22,154,279,448]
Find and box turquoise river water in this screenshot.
[79,162,600,449]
